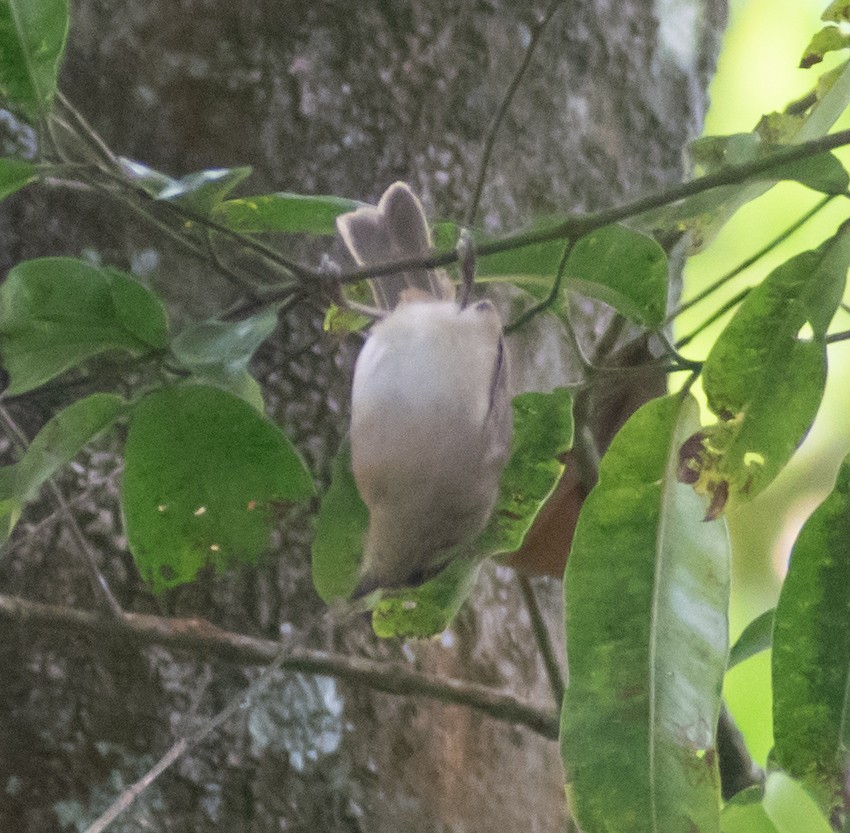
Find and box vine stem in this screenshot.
[664,195,834,325]
[466,0,566,225]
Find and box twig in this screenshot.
[675,286,751,349]
[466,0,566,225]
[323,127,850,290]
[81,646,292,833]
[826,328,850,344]
[56,91,121,170]
[0,407,123,616]
[0,593,560,740]
[664,195,833,325]
[517,574,565,707]
[505,238,573,333]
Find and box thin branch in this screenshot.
[0,407,123,616]
[466,0,566,225]
[82,647,292,833]
[826,328,850,344]
[505,238,573,333]
[664,195,834,325]
[0,593,560,740]
[54,93,120,171]
[324,127,850,289]
[517,574,565,707]
[675,286,751,349]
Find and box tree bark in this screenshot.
[0,1,726,831]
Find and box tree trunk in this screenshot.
[0,1,726,831]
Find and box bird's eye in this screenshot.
[474,300,494,313]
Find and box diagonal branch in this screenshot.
[0,593,560,740]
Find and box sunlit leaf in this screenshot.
[122,385,314,592]
[0,0,69,120]
[0,257,169,395]
[800,26,850,69]
[772,456,850,817]
[0,393,125,543]
[728,608,775,670]
[720,775,833,833]
[636,60,850,253]
[214,193,363,235]
[0,156,37,200]
[822,1,850,24]
[561,394,730,833]
[686,223,850,508]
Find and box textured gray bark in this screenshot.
[0,1,726,831]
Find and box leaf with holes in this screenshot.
[683,222,850,511]
[311,389,573,636]
[122,385,314,592]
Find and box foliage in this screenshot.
[1,1,850,832]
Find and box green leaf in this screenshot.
[435,222,668,326]
[311,441,368,603]
[170,310,277,408]
[17,393,126,499]
[762,773,833,833]
[0,393,125,543]
[561,393,730,833]
[371,558,483,639]
[119,158,252,215]
[0,156,37,200]
[721,787,779,833]
[637,60,850,254]
[311,389,573,636]
[0,0,69,120]
[720,776,833,833]
[122,384,314,592]
[0,257,169,395]
[728,608,775,670]
[693,224,850,505]
[214,193,363,235]
[156,166,253,215]
[822,1,850,24]
[691,132,849,195]
[800,26,850,69]
[564,225,668,327]
[475,388,573,555]
[772,456,850,817]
